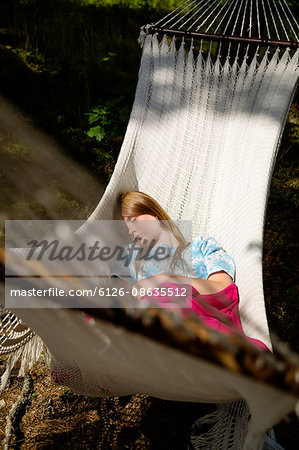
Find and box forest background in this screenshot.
[0,0,298,448]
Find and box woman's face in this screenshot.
[123,214,162,245]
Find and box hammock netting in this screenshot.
[1,1,298,449]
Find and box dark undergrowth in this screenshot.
[0,1,298,449]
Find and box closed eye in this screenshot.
[126,216,136,224]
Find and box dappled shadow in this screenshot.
[0,96,105,224]
[1,0,296,125]
[0,0,154,116]
[136,38,297,122]
[0,2,298,450]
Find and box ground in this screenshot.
[0,1,298,446]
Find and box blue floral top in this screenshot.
[111,236,235,285]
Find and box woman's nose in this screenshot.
[126,222,136,236]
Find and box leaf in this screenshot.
[91,107,101,114]
[100,52,117,64]
[87,126,106,142]
[87,113,101,124]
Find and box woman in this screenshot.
[112,191,269,351]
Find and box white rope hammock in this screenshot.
[1,1,299,448]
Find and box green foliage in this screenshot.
[278,121,299,161]
[76,0,183,9]
[93,149,116,179]
[11,47,58,74]
[87,125,106,142]
[100,51,117,64]
[269,165,298,208]
[286,1,298,7]
[85,96,130,142]
[60,388,75,402]
[17,0,34,4]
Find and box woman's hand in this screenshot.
[131,273,185,300]
[132,271,234,301]
[132,275,162,300]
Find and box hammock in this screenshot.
[1,1,298,448]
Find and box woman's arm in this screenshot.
[111,275,132,289]
[134,271,233,296]
[197,271,233,293]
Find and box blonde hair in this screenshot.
[119,191,190,275]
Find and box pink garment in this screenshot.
[142,282,270,352]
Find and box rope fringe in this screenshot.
[0,334,50,393]
[189,401,250,450]
[138,24,153,48]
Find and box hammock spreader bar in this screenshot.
[145,26,299,49]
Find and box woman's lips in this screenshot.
[134,234,149,244]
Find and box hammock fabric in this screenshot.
[79,32,298,353]
[1,1,299,449]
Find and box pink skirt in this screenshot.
[142,282,270,352]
